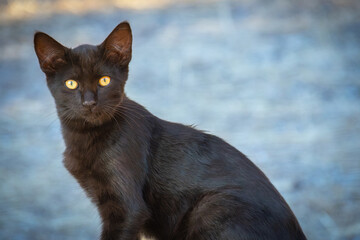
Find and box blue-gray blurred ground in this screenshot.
[0,0,360,239]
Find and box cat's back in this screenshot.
[149,118,269,187]
[147,117,286,207]
[144,118,306,239]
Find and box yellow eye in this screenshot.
[99,76,111,87]
[65,80,78,89]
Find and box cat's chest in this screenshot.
[63,144,117,202]
[62,130,114,183]
[63,147,106,184]
[62,127,112,163]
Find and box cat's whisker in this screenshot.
[44,117,60,131]
[41,110,58,120]
[115,107,143,123]
[110,101,149,121]
[103,105,140,131]
[61,114,72,126]
[105,101,147,120]
[103,108,121,130]
[116,106,145,119]
[110,107,144,130]
[106,99,147,113]
[59,108,76,127]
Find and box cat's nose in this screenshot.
[82,100,96,108]
[83,90,96,109]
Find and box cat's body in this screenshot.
[34,22,307,240]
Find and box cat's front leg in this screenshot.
[99,196,149,240]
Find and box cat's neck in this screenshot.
[58,109,115,134]
[60,97,155,163]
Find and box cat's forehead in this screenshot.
[69,44,102,70]
[72,44,98,54]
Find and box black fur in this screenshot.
[34,21,307,240]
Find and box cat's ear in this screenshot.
[101,21,132,66]
[34,32,67,74]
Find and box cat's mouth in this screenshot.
[81,108,111,125]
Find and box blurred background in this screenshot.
[0,0,360,239]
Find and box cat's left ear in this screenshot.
[101,21,132,66]
[34,32,67,75]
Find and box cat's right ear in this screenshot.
[34,32,67,75]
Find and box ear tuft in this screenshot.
[101,21,132,65]
[34,32,67,74]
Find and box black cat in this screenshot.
[34,22,307,240]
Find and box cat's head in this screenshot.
[34,22,132,127]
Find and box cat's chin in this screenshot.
[83,117,104,125]
[82,113,112,126]
[58,106,116,128]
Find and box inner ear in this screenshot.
[34,32,67,75]
[101,21,132,66]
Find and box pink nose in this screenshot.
[82,100,96,107]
